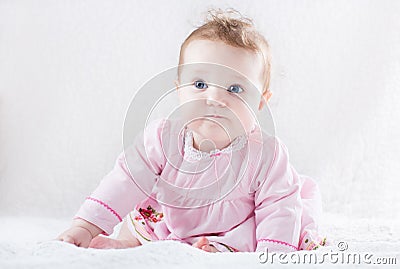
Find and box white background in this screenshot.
[0,0,399,222]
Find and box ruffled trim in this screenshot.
[183,128,247,160]
[86,196,122,222]
[258,238,299,252]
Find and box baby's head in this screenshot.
[175,9,272,143]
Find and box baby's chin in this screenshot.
[187,120,246,142]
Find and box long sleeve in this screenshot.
[74,119,167,235]
[253,137,302,253]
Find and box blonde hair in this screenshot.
[178,8,272,94]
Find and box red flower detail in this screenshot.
[138,205,164,223]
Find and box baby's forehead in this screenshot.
[180,40,264,87]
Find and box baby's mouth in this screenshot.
[203,114,225,119]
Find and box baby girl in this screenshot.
[57,9,327,253]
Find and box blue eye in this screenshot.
[227,84,244,93]
[194,80,208,89]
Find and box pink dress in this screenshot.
[75,118,327,252]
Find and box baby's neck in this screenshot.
[191,131,233,153]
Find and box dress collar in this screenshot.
[183,128,247,160]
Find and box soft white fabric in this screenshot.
[1,213,399,269]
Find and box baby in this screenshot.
[57,9,327,253]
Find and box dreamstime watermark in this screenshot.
[258,241,397,265]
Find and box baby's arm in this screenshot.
[56,119,167,247]
[57,218,104,248]
[253,137,302,252]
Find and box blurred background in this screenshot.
[0,0,399,221]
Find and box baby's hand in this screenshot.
[192,236,219,253]
[56,226,94,248]
[56,218,103,248]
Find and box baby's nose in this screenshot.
[205,87,226,107]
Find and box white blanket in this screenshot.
[1,213,399,268]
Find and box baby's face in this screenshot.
[176,39,265,141]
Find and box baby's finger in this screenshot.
[61,235,75,245]
[201,245,210,252]
[201,244,219,253]
[192,237,208,249]
[202,237,210,244]
[55,233,66,241]
[192,241,202,248]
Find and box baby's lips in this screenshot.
[204,114,225,119]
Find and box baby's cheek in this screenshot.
[232,104,256,131]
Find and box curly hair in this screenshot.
[178,8,272,94]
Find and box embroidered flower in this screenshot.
[138,205,164,223]
[301,236,327,250]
